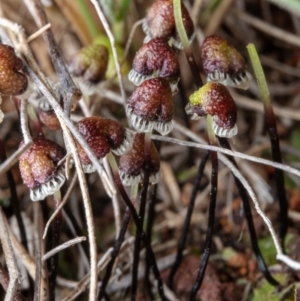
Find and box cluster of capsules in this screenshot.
[0,43,134,201]
[0,0,253,202]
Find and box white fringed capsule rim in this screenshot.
[111,129,134,156]
[213,122,238,138]
[154,120,173,135]
[120,170,142,186]
[207,70,252,90]
[127,107,173,135]
[30,168,65,201]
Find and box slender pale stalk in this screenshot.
[247,43,288,250]
[33,202,48,301]
[152,132,300,178]
[43,174,78,239]
[89,0,127,107]
[0,263,26,301]
[173,0,203,88]
[19,99,32,144]
[23,0,82,116]
[0,208,20,301]
[0,141,32,176]
[42,237,86,261]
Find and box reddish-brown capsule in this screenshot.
[186,83,238,138]
[76,116,133,173]
[38,109,61,131]
[143,0,194,49]
[128,38,180,93]
[201,35,252,90]
[36,82,61,131]
[69,44,108,95]
[119,133,161,186]
[126,77,174,135]
[0,44,28,96]
[19,137,66,201]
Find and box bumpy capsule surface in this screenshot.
[201,35,252,90]
[19,137,66,201]
[186,83,238,138]
[0,44,28,96]
[128,38,180,93]
[76,116,133,173]
[38,110,61,131]
[143,0,194,49]
[119,133,161,186]
[69,44,108,95]
[126,78,174,135]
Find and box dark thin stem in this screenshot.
[103,292,111,301]
[247,44,288,250]
[131,134,151,301]
[189,151,218,301]
[184,48,203,89]
[28,0,82,115]
[48,191,63,301]
[144,185,158,300]
[265,107,288,251]
[168,151,210,289]
[131,172,150,301]
[97,208,131,300]
[108,163,167,301]
[177,80,191,129]
[218,137,279,287]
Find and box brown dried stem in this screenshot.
[22,0,82,115]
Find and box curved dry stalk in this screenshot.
[42,237,86,261]
[43,174,78,239]
[0,207,20,301]
[0,264,26,301]
[5,217,36,279]
[233,9,300,48]
[0,141,32,176]
[58,125,98,301]
[122,18,145,65]
[26,23,51,43]
[89,0,126,106]
[22,0,82,115]
[103,157,121,239]
[220,155,300,270]
[151,122,300,178]
[19,99,32,144]
[33,202,47,301]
